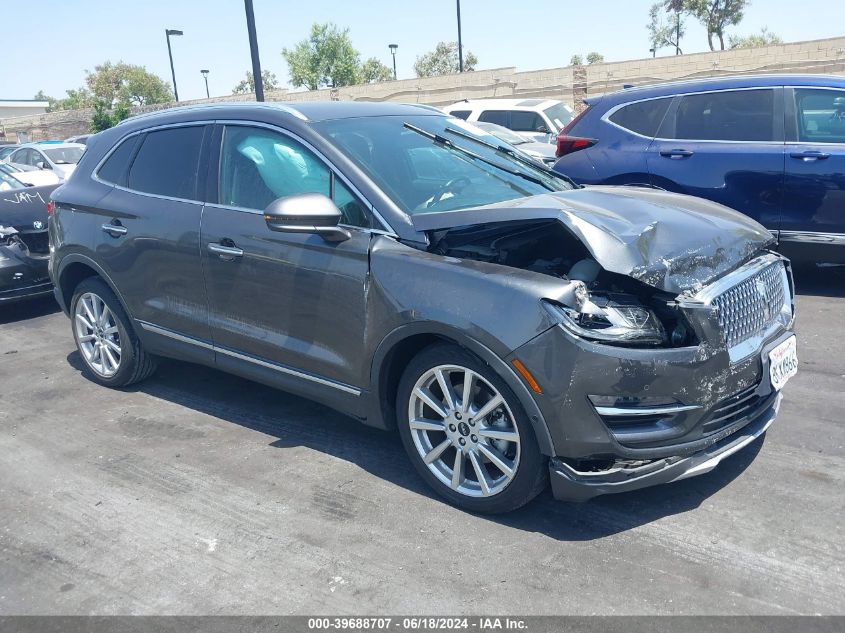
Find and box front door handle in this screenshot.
[659,149,695,159]
[208,241,244,259]
[789,150,831,161]
[101,222,127,237]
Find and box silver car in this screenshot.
[4,142,85,181]
[472,121,557,165]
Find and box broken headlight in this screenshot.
[544,282,666,346]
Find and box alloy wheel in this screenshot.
[74,292,122,378]
[408,364,521,497]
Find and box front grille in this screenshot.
[17,231,49,255]
[712,261,788,353]
[701,384,777,436]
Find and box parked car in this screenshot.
[552,74,845,265]
[444,98,574,143]
[0,161,63,187]
[5,142,85,181]
[473,121,557,165]
[0,170,56,302]
[50,102,796,513]
[65,134,92,145]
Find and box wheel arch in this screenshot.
[56,254,133,321]
[368,322,556,456]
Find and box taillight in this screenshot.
[46,201,55,216]
[555,135,596,158]
[555,105,595,157]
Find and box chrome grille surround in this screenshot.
[681,253,793,362]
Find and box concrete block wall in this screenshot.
[3,36,844,141]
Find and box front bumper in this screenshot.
[549,391,779,501]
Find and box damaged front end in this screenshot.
[412,187,795,501]
[0,225,53,303]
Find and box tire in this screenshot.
[70,277,157,387]
[396,343,547,514]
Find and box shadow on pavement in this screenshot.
[66,350,764,541]
[0,295,60,325]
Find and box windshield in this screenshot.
[315,115,573,215]
[544,103,574,132]
[0,169,25,192]
[44,146,84,165]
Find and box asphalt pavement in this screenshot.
[0,267,842,615]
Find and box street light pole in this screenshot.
[165,29,183,102]
[389,44,398,80]
[201,69,210,99]
[243,0,264,101]
[456,0,464,72]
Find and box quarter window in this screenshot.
[794,89,845,144]
[609,97,672,137]
[669,89,775,142]
[128,126,205,199]
[97,136,140,186]
[449,110,471,120]
[219,126,369,228]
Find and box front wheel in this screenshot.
[396,344,547,514]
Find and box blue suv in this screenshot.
[553,74,845,265]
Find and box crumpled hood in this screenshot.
[411,186,775,295]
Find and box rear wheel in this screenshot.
[396,344,546,513]
[71,277,156,387]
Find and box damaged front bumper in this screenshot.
[549,391,779,501]
[0,240,52,303]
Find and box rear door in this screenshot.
[647,87,784,230]
[91,124,213,350]
[781,86,845,263]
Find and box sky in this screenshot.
[5,0,842,103]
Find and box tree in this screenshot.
[586,52,605,64]
[35,88,93,112]
[360,57,394,83]
[685,0,747,50]
[282,23,361,90]
[85,61,172,107]
[647,1,686,55]
[89,98,130,133]
[413,42,478,78]
[569,54,584,66]
[729,26,782,49]
[232,70,281,95]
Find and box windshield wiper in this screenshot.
[444,126,578,188]
[403,122,552,190]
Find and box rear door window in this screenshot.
[128,126,205,199]
[794,88,845,144]
[667,89,776,142]
[477,110,509,126]
[609,97,672,137]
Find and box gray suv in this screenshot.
[49,102,797,513]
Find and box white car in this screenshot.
[4,142,85,181]
[0,162,62,187]
[443,98,575,143]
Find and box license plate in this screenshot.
[768,336,798,391]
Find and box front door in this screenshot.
[781,87,845,264]
[647,87,785,231]
[201,124,373,398]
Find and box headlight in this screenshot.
[544,283,666,346]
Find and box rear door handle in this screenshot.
[208,241,244,259]
[659,149,695,159]
[101,222,127,237]
[789,150,831,161]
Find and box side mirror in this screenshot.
[535,124,550,134]
[35,161,46,170]
[263,193,351,243]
